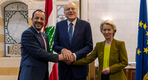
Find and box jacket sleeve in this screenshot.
[109,41,128,73]
[21,30,59,62]
[73,43,98,65]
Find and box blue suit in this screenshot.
[18,26,58,80]
[53,18,93,79]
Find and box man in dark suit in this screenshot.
[53,2,93,80]
[18,9,64,80]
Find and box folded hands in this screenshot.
[58,48,75,65]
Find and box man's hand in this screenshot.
[58,54,66,61]
[64,53,75,65]
[62,49,75,65]
[101,67,110,74]
[62,49,73,60]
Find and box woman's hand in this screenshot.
[101,67,110,74]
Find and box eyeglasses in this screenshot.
[65,7,77,11]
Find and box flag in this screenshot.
[44,0,58,80]
[135,0,148,80]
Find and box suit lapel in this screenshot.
[110,39,116,55]
[63,20,71,47]
[101,41,105,54]
[109,39,117,66]
[41,32,48,51]
[42,33,47,43]
[101,39,116,55]
[98,41,105,68]
[100,41,105,59]
[71,18,81,46]
[30,26,45,49]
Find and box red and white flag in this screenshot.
[44,0,58,80]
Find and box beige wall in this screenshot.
[0,18,4,26]
[0,67,19,75]
[0,12,4,57]
[0,57,21,80]
[28,18,32,26]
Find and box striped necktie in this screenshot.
[69,23,73,43]
[39,32,47,51]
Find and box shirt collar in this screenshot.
[67,18,77,26]
[32,25,40,33]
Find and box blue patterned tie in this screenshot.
[69,23,73,43]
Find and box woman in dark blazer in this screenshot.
[73,20,128,80]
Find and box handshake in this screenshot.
[58,48,75,65]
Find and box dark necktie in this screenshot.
[69,23,73,43]
[39,32,46,51]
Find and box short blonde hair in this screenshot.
[100,20,117,36]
